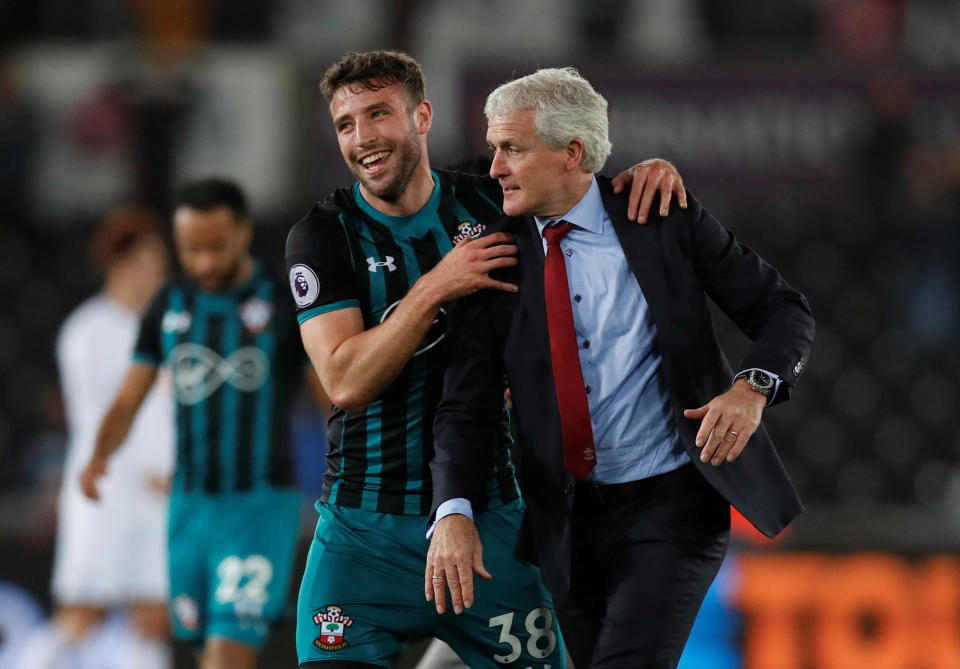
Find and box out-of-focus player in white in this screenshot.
[17,207,175,669]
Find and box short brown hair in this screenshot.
[89,206,169,274]
[319,50,425,107]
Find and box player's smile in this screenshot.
[359,149,392,171]
[355,147,394,178]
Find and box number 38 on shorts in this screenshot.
[489,607,558,664]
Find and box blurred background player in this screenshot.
[17,207,175,669]
[79,177,326,669]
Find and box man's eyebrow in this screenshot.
[332,101,394,127]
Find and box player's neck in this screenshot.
[359,160,435,218]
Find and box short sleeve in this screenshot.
[284,207,360,325]
[132,287,166,366]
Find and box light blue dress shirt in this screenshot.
[534,177,688,483]
[431,177,780,529]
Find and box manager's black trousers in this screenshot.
[558,464,730,669]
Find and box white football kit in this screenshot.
[52,295,175,605]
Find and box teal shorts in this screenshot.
[167,488,302,647]
[296,498,564,668]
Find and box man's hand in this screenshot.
[425,514,491,614]
[683,379,766,466]
[611,158,687,223]
[79,456,108,501]
[417,232,519,302]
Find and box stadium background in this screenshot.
[1,1,960,667]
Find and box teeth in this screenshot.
[361,151,390,166]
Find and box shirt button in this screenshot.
[585,385,592,395]
[562,484,573,495]
[574,294,582,303]
[583,340,590,349]
[565,248,573,257]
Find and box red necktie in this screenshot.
[543,222,596,478]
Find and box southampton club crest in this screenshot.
[173,594,200,631]
[452,220,486,244]
[239,297,272,334]
[312,605,354,651]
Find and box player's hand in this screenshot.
[79,457,108,500]
[683,379,765,466]
[419,232,518,301]
[425,514,491,614]
[611,158,687,223]
[147,473,173,496]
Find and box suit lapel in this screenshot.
[598,178,672,332]
[514,216,553,360]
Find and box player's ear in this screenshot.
[415,100,433,135]
[237,220,253,249]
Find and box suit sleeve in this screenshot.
[679,191,814,404]
[430,290,505,519]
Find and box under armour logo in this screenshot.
[169,343,269,405]
[367,256,396,272]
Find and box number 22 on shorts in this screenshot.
[214,554,274,616]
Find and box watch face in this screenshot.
[749,371,774,392]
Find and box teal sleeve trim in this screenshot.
[297,299,361,324]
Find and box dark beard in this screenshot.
[197,256,243,292]
[354,131,422,203]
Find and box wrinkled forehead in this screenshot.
[330,79,412,113]
[485,110,538,143]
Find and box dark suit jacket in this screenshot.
[430,176,815,602]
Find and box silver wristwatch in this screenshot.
[744,370,774,399]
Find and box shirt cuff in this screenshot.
[734,368,782,406]
[425,498,474,539]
